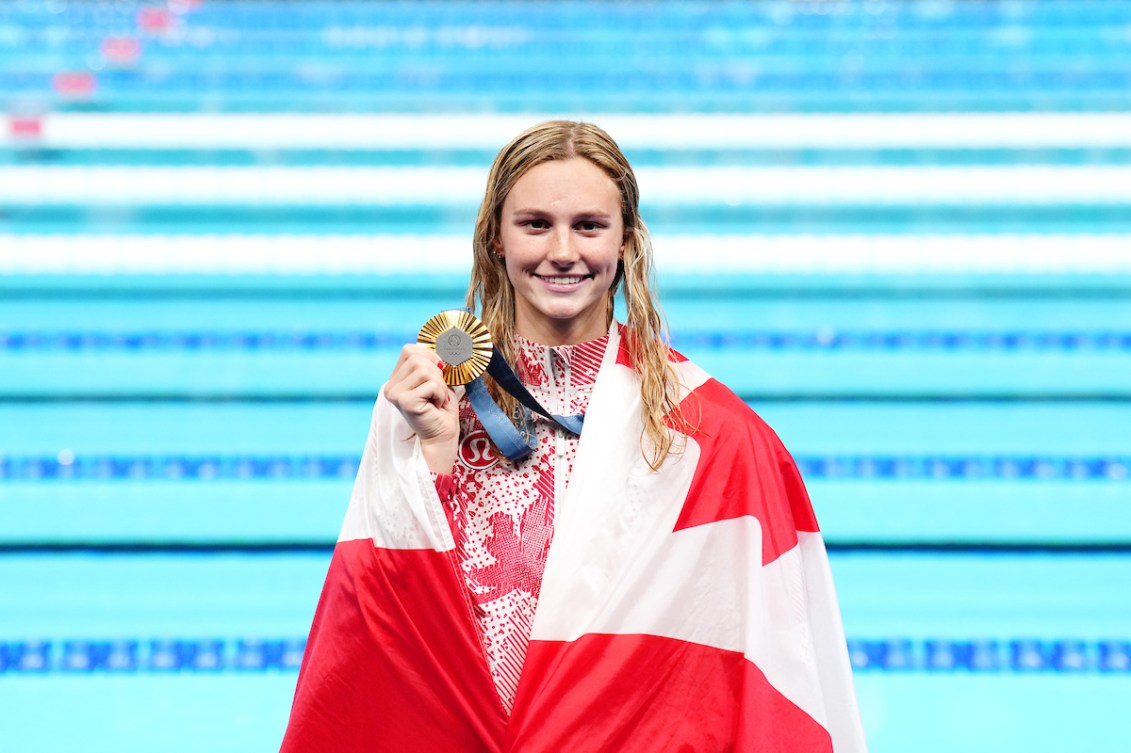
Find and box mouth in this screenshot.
[533,273,592,286]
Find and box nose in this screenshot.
[547,228,578,265]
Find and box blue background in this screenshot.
[2,1,1130,750]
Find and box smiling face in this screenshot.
[497,158,624,346]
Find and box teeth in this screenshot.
[541,276,585,285]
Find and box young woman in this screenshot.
[282,121,867,752]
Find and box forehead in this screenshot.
[504,158,620,211]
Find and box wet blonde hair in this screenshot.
[467,120,685,469]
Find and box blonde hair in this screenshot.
[467,120,685,469]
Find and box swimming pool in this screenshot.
[3,1,1131,750]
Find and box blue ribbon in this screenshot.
[464,348,585,463]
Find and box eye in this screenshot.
[576,220,605,232]
[520,218,550,230]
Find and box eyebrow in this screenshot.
[510,208,614,219]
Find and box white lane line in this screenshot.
[2,234,1128,274]
[4,165,1131,204]
[8,113,1131,149]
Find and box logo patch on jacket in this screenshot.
[458,428,500,470]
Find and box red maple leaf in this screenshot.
[468,468,554,603]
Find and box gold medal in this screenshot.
[417,310,494,386]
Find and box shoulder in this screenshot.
[612,325,782,443]
[676,366,782,448]
[658,351,788,456]
[662,353,820,543]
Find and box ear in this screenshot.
[493,237,504,258]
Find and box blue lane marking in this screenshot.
[0,638,305,674]
[0,332,408,351]
[848,639,1131,673]
[677,331,1131,351]
[797,456,1130,481]
[1,454,1127,481]
[1,637,1126,674]
[2,331,1131,352]
[0,455,363,481]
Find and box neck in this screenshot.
[513,298,612,346]
[515,318,609,347]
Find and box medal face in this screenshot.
[417,310,494,386]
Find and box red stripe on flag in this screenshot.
[282,539,505,752]
[509,634,832,752]
[670,378,820,565]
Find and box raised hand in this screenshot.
[384,344,460,473]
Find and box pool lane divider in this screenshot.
[3,393,1131,404]
[3,542,1131,556]
[1,453,1127,481]
[0,637,1127,674]
[2,330,1130,352]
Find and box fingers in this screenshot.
[388,371,447,412]
[395,343,441,369]
[386,344,459,441]
[391,345,445,386]
[392,372,451,415]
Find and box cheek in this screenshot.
[501,242,530,288]
[593,240,623,273]
[501,232,548,272]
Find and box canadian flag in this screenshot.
[282,325,868,752]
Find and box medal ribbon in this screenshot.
[417,309,585,463]
[465,349,585,463]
